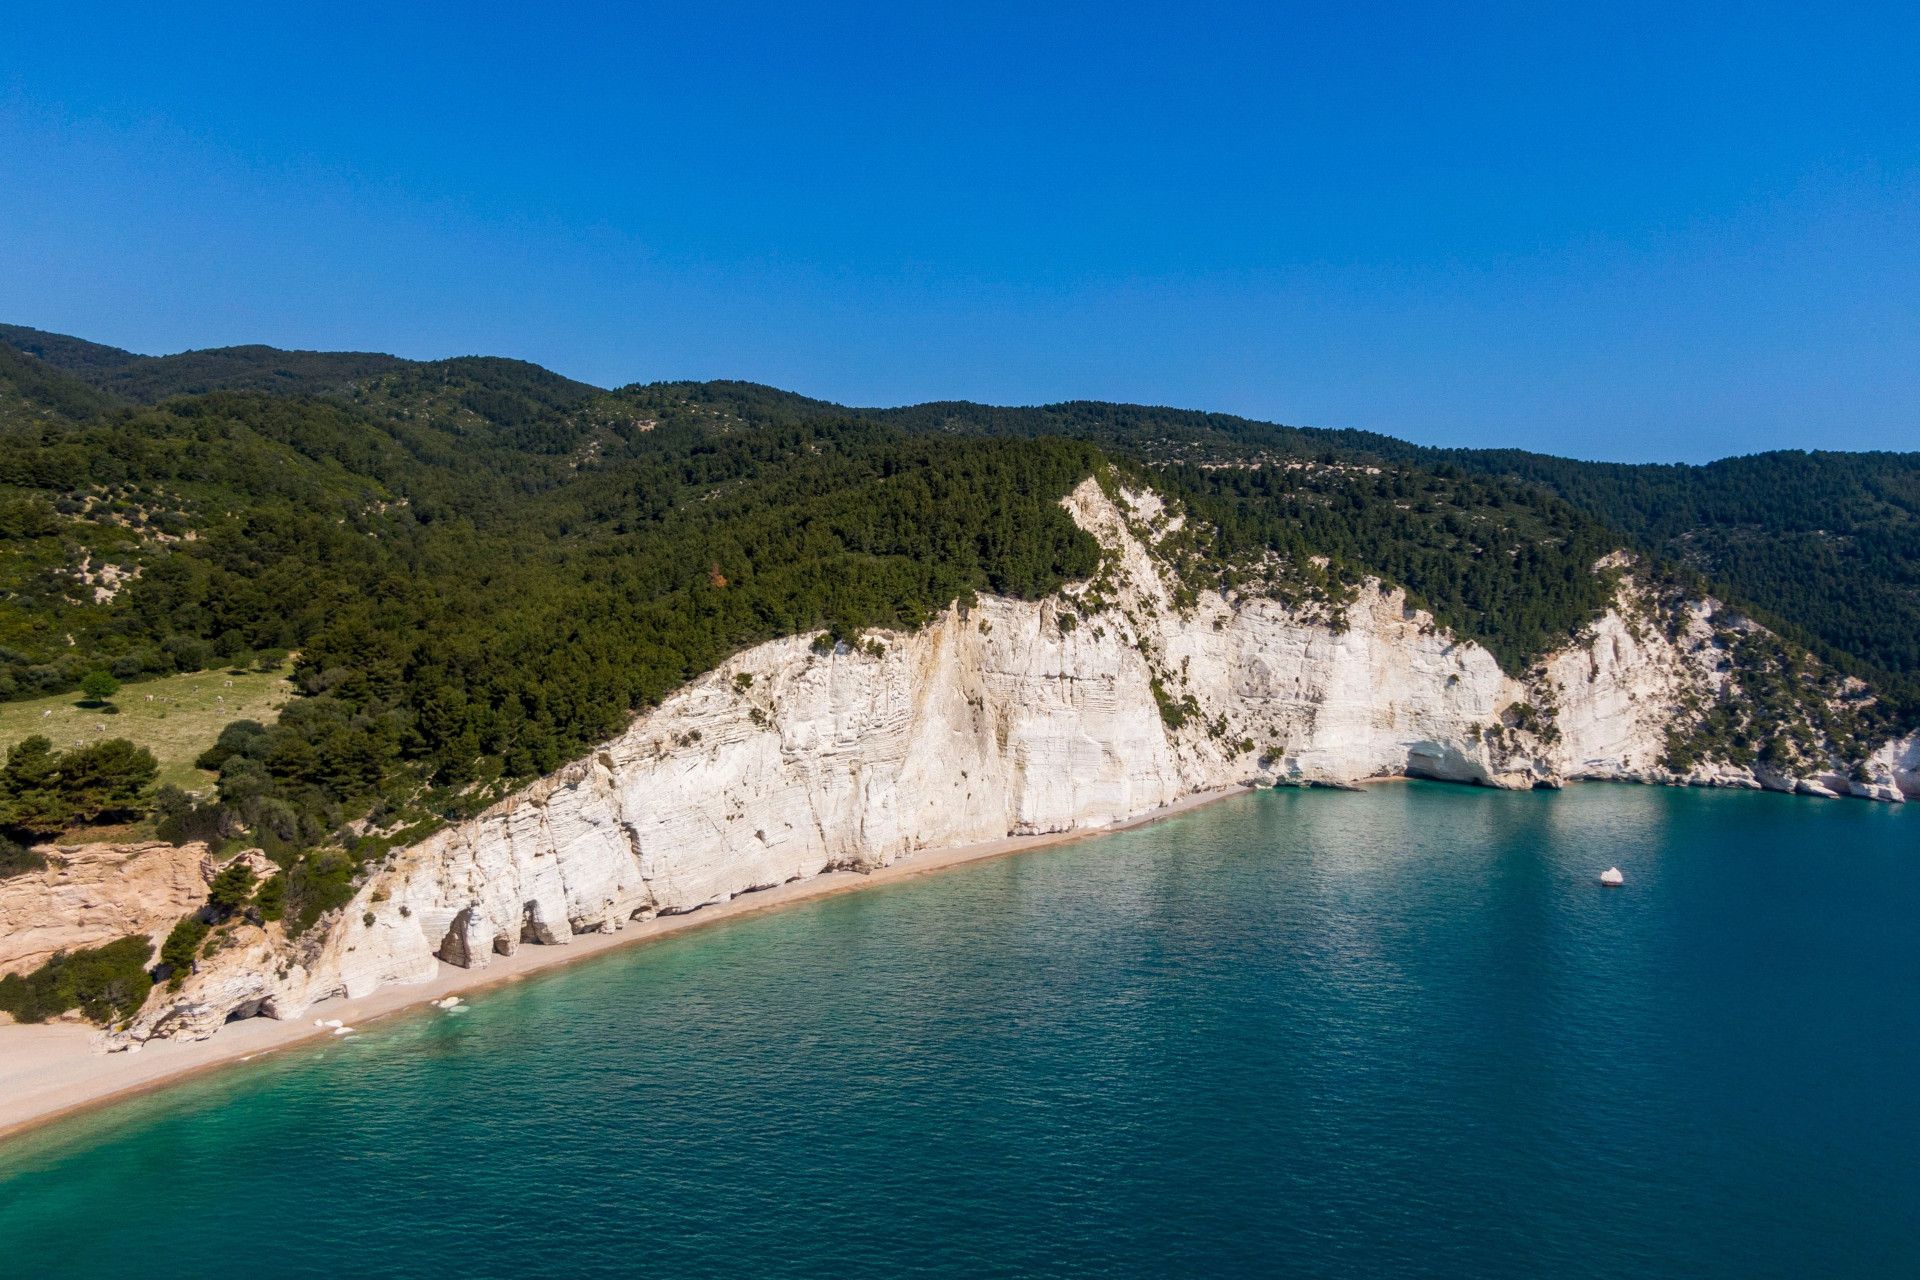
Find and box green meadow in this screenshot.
[0,666,294,797]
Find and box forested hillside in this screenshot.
[2,321,1915,935]
[851,397,1920,712]
[1429,448,1920,708]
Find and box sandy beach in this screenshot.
[0,784,1253,1144]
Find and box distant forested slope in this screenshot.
[1427,448,1920,704]
[0,323,407,402]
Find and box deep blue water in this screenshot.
[2,783,1917,1278]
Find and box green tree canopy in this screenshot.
[79,670,120,703]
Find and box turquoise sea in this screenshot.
[2,783,1916,1277]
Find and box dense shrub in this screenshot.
[0,735,158,837]
[206,861,256,916]
[284,849,360,935]
[0,936,153,1024]
[158,916,209,989]
[78,670,119,703]
[253,872,286,922]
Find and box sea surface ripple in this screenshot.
[2,783,1916,1278]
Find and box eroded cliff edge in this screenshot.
[117,479,1920,1042]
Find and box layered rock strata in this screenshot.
[0,841,210,978]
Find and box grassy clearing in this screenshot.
[0,665,295,796]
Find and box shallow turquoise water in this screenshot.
[2,783,1917,1277]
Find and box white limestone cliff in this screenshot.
[115,479,1918,1042]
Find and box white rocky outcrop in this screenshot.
[115,479,1918,1042]
[1865,732,1920,802]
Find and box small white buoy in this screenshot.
[1599,866,1625,887]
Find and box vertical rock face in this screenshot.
[118,480,1917,1042]
[0,841,210,977]
[1881,733,1920,798]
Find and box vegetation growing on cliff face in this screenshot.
[1659,627,1880,776]
[0,935,153,1024]
[0,322,1913,922]
[1136,459,1624,676]
[158,916,209,990]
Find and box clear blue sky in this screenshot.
[3,3,1916,461]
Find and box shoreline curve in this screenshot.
[0,784,1254,1145]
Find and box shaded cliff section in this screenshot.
[93,481,1920,1043]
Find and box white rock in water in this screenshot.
[1600,866,1625,887]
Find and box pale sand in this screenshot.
[0,785,1254,1144]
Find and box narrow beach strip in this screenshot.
[0,785,1252,1143]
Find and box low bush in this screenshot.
[0,936,153,1024]
[159,915,210,989]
